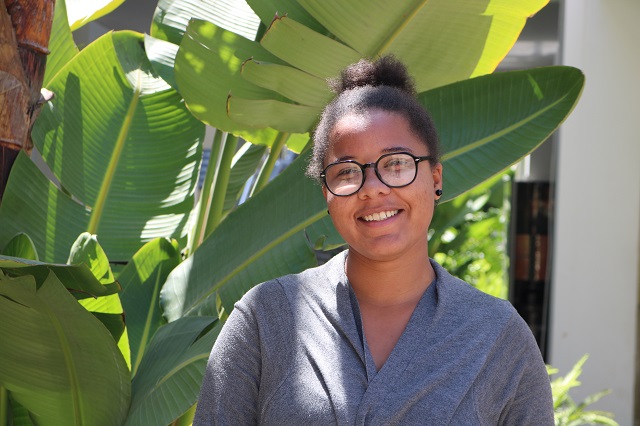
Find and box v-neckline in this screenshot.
[346,275,438,383]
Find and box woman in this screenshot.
[194,56,554,425]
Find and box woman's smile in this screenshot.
[360,209,399,222]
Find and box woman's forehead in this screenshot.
[330,110,410,139]
[326,112,425,162]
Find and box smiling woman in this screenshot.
[193,56,554,425]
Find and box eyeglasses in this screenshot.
[320,151,434,196]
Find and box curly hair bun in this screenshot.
[329,55,416,96]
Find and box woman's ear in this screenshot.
[432,163,443,189]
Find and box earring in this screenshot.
[327,209,330,215]
[435,189,443,197]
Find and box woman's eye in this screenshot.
[332,166,362,183]
[383,157,411,169]
[336,167,360,178]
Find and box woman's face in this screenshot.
[323,110,442,263]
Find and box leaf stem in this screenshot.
[45,304,84,424]
[87,86,140,234]
[372,0,429,56]
[191,130,224,251]
[251,132,289,195]
[131,266,162,377]
[185,208,327,316]
[204,134,238,238]
[1,386,7,426]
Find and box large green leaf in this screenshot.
[126,316,220,425]
[174,21,281,130]
[67,233,114,285]
[246,0,326,34]
[0,270,130,425]
[305,214,345,251]
[240,59,332,107]
[0,252,119,299]
[44,0,79,86]
[0,154,89,265]
[297,0,548,89]
[177,0,549,136]
[152,0,261,44]
[144,35,180,90]
[258,15,361,79]
[161,66,584,318]
[151,0,328,152]
[68,233,131,369]
[174,20,309,151]
[5,392,33,426]
[1,233,39,261]
[226,96,320,134]
[160,151,321,320]
[423,66,585,200]
[147,0,262,94]
[118,238,181,376]
[0,31,204,263]
[66,0,125,31]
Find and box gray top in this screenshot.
[194,251,554,425]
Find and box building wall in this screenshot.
[550,1,640,424]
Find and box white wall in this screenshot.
[551,1,640,424]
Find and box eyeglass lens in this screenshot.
[324,153,418,196]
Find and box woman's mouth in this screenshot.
[361,210,399,222]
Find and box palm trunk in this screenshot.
[0,0,55,202]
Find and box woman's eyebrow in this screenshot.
[381,146,415,154]
[334,155,356,162]
[333,147,415,162]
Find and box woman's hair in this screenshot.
[306,55,440,183]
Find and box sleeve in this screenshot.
[193,299,262,425]
[475,310,555,426]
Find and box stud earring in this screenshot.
[435,189,443,197]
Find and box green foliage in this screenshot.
[118,238,182,376]
[163,65,585,319]
[175,0,553,137]
[0,0,587,423]
[0,234,130,425]
[1,232,38,261]
[126,316,220,425]
[0,2,205,264]
[0,233,217,425]
[550,355,619,426]
[430,172,511,299]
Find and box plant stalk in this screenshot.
[191,130,225,251]
[88,87,140,234]
[203,134,238,238]
[251,132,289,195]
[0,385,7,426]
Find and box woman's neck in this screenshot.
[345,248,435,308]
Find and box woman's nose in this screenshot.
[358,167,391,198]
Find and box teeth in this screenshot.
[362,210,398,222]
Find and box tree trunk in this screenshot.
[0,0,55,202]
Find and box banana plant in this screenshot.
[0,0,586,423]
[429,172,512,299]
[0,0,205,264]
[0,232,220,425]
[147,0,583,319]
[161,64,585,319]
[0,233,130,425]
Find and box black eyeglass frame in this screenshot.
[320,151,434,197]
